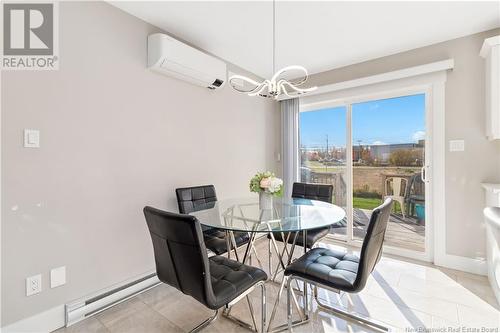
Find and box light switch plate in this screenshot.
[26,274,42,296]
[449,139,465,152]
[24,129,40,148]
[50,266,66,288]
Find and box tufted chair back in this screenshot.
[176,185,217,214]
[353,198,392,291]
[176,185,217,232]
[143,206,217,308]
[292,182,333,203]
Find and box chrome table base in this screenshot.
[221,228,306,333]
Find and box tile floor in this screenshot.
[55,239,499,333]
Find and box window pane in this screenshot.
[352,94,426,252]
[299,106,347,239]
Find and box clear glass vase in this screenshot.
[259,191,273,210]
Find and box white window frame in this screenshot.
[298,62,450,263]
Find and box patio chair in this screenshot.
[405,174,425,218]
[384,177,408,218]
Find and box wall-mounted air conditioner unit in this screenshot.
[147,33,227,90]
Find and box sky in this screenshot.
[299,93,426,148]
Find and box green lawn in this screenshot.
[353,197,381,210]
[304,161,345,173]
[353,197,402,213]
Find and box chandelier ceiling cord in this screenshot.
[229,0,317,99]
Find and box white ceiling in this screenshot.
[110,1,500,78]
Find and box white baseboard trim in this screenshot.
[435,253,487,276]
[1,271,159,333]
[1,305,65,333]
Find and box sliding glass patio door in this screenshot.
[298,92,430,259]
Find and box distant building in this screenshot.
[353,141,424,163]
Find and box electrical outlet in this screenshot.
[26,274,42,296]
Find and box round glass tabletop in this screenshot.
[190,197,346,233]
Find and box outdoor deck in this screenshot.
[331,208,426,252]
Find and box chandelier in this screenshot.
[229,0,317,99]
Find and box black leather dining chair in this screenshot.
[144,206,267,332]
[284,198,393,332]
[270,182,334,249]
[176,185,250,256]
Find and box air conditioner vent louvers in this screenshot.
[212,79,223,87]
[148,33,227,90]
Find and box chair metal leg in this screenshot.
[222,281,266,332]
[189,309,219,333]
[287,277,292,331]
[223,309,257,332]
[246,295,258,331]
[275,275,392,333]
[310,281,391,332]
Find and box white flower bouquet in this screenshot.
[249,171,283,196]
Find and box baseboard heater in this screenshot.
[65,271,160,327]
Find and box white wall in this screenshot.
[1,2,279,326]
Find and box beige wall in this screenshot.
[308,28,500,259]
[1,2,279,326]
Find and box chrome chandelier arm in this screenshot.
[228,74,265,93]
[248,80,272,97]
[229,66,317,99]
[272,65,309,86]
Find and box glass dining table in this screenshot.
[191,196,346,274]
[191,196,346,332]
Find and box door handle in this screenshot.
[421,165,428,182]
